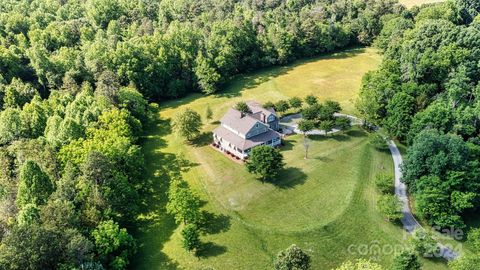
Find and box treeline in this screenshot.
[357,0,480,231]
[0,0,402,269]
[0,81,149,268]
[0,0,401,101]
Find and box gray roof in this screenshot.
[246,101,276,118]
[220,108,260,135]
[213,125,281,151]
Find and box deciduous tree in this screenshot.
[235,101,252,115]
[288,97,302,110]
[410,229,439,257]
[172,108,202,141]
[274,244,310,270]
[246,146,284,182]
[166,179,204,225]
[16,160,53,208]
[91,220,136,270]
[304,95,317,106]
[275,100,290,115]
[181,224,201,253]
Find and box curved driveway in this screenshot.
[281,113,457,260]
[388,140,457,260]
[387,140,421,232]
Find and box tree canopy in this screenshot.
[358,0,480,230]
[172,108,202,141]
[246,145,285,182]
[274,244,311,270]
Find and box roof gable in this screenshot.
[220,108,260,135]
[246,101,276,118]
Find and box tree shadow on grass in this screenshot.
[273,167,307,189]
[159,47,367,110]
[134,112,232,267]
[313,155,332,162]
[345,129,367,138]
[373,146,392,155]
[132,115,200,270]
[218,47,367,99]
[202,212,231,234]
[191,132,213,147]
[281,138,296,151]
[197,242,228,258]
[330,133,351,141]
[309,134,328,142]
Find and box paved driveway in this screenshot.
[281,113,458,260]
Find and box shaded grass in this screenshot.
[132,48,449,270]
[159,47,381,122]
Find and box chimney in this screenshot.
[261,113,266,123]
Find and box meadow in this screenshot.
[132,48,449,269]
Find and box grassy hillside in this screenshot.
[132,48,449,270]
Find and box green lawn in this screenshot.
[132,48,449,270]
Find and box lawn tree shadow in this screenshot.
[191,132,213,147]
[309,134,328,142]
[281,139,296,151]
[272,167,307,189]
[135,112,231,265]
[197,242,228,258]
[132,114,201,270]
[160,47,367,111]
[330,133,351,141]
[217,65,293,98]
[314,156,332,162]
[201,212,231,234]
[345,129,367,138]
[373,145,392,155]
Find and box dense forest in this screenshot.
[0,0,403,269]
[357,0,480,262]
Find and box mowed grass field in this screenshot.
[399,0,444,8]
[132,48,449,270]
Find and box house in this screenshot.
[212,101,282,160]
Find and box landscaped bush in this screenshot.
[375,174,394,194]
[369,134,388,150]
[377,194,402,221]
[410,229,439,257]
[392,249,421,270]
